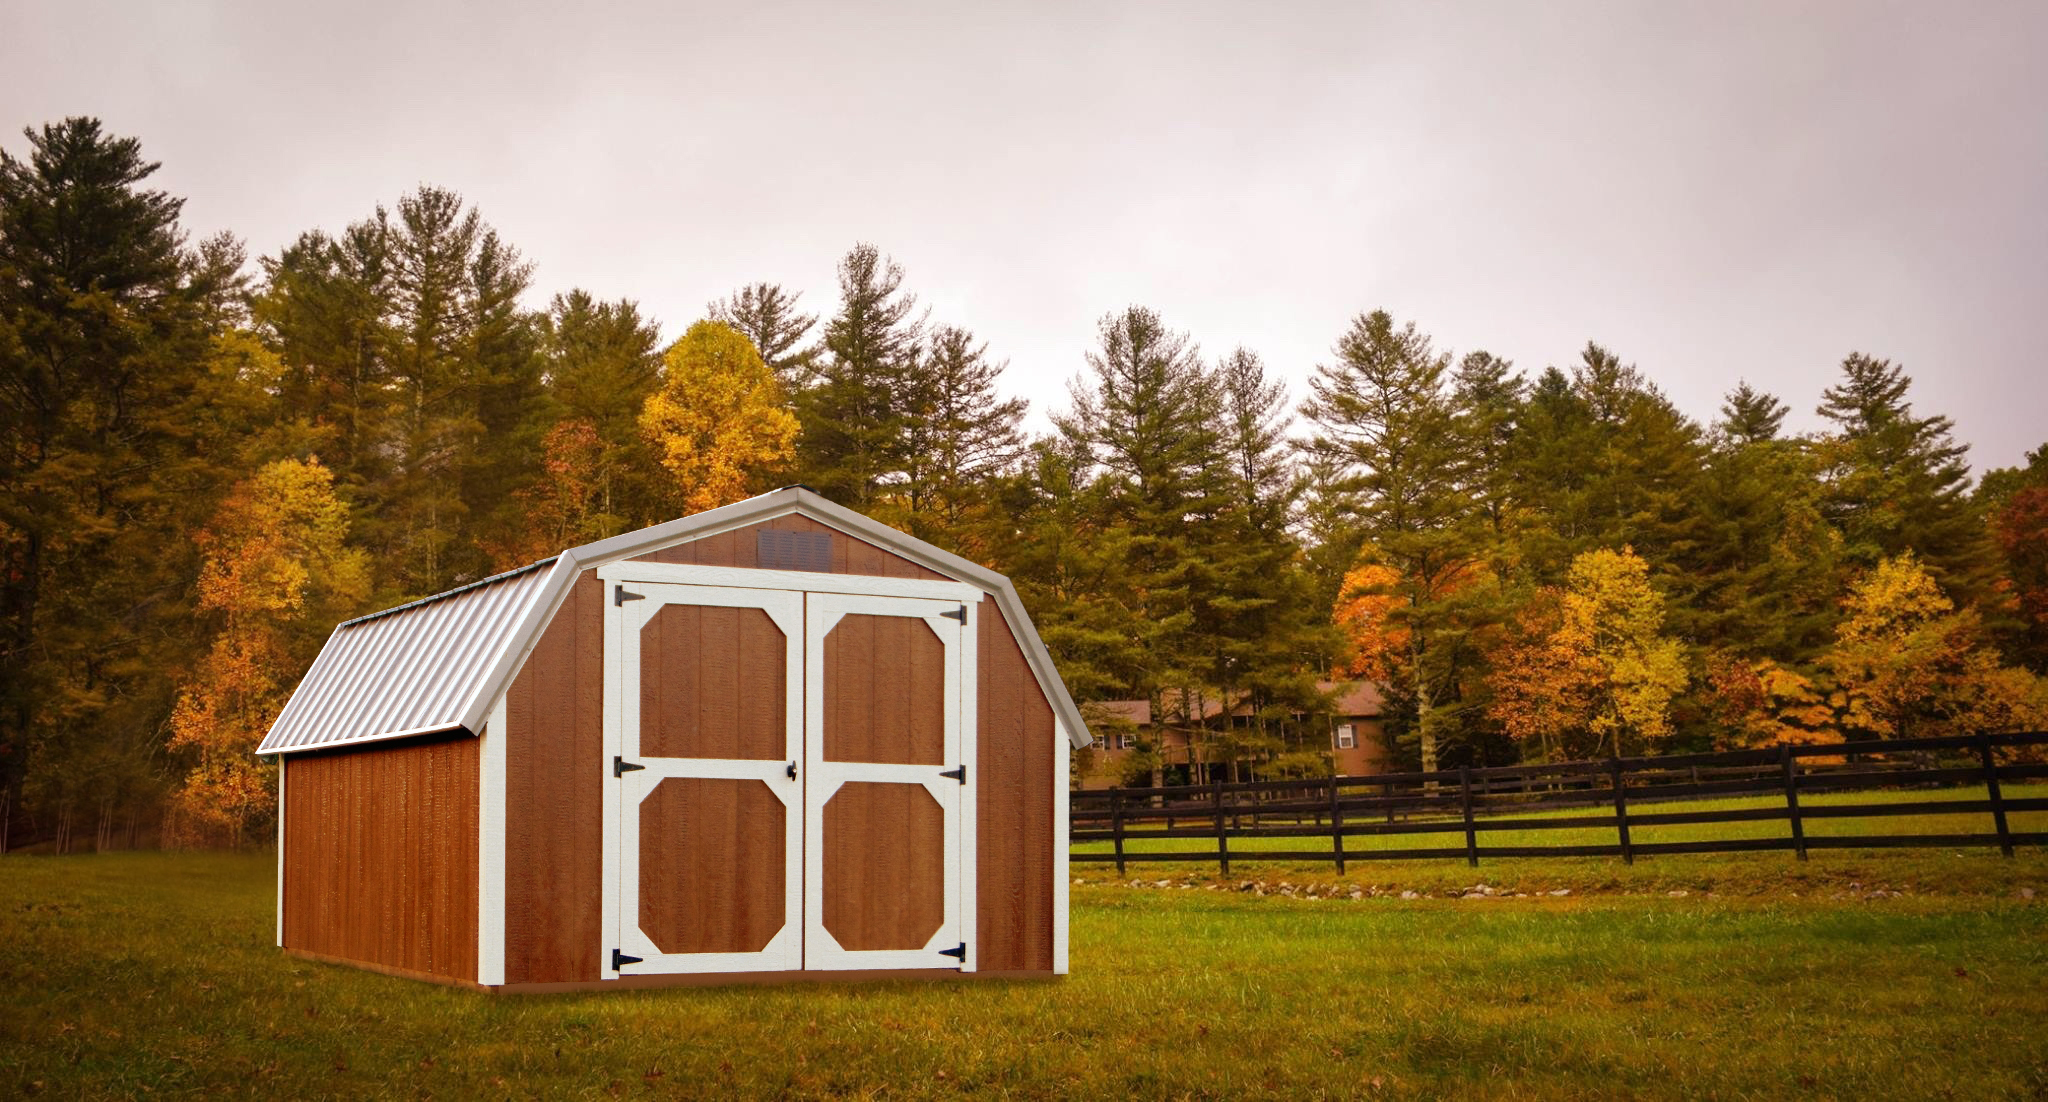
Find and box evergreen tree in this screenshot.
[1816,352,1996,604]
[1201,349,1333,771]
[253,219,400,500]
[1504,346,1710,636]
[799,244,922,507]
[709,282,819,389]
[0,118,242,849]
[1054,307,1226,757]
[1451,350,1524,553]
[1303,311,1482,773]
[1719,380,1788,445]
[896,324,1026,550]
[536,290,663,528]
[1692,382,1841,664]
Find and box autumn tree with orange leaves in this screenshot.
[166,459,369,847]
[1487,548,1687,759]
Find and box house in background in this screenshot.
[1079,680,1389,789]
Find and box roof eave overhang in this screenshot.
[261,487,1091,755]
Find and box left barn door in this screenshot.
[607,581,804,976]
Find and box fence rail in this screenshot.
[1070,731,2048,874]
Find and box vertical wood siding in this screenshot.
[503,570,604,983]
[977,601,1057,971]
[636,514,948,580]
[281,735,479,982]
[500,514,1057,984]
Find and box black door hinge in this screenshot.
[786,760,798,780]
[939,943,966,961]
[941,605,967,623]
[612,948,642,971]
[614,755,645,777]
[940,764,965,784]
[614,585,645,607]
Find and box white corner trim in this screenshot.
[1053,719,1070,975]
[477,695,508,986]
[958,598,980,973]
[275,755,286,948]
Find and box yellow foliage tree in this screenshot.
[1486,548,1687,758]
[639,321,800,514]
[1824,553,2048,739]
[167,458,370,847]
[1702,652,1840,750]
[1563,547,1689,754]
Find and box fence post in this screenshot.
[1383,780,1395,824]
[1330,775,1347,874]
[1781,744,1807,862]
[1978,733,2013,858]
[1111,789,1126,878]
[1610,759,1633,865]
[1213,773,1231,878]
[1459,767,1479,868]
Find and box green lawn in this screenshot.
[1077,782,2048,866]
[4,852,2046,1099]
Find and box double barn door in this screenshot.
[598,562,979,978]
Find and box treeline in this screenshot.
[2,118,2044,849]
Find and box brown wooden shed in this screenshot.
[257,487,1088,991]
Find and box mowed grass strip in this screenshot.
[0,852,2043,1100]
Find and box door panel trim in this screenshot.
[596,571,981,979]
[803,592,966,972]
[602,582,804,977]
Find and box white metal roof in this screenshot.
[259,487,1092,755]
[256,558,562,754]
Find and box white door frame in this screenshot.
[596,560,981,979]
[600,574,805,977]
[801,590,975,971]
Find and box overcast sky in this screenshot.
[6,1,2045,470]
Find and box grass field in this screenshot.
[1076,782,2048,866]
[4,850,2046,1099]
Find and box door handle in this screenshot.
[786,761,798,781]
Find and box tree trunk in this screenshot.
[1411,629,1437,776]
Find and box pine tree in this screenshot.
[896,324,1026,550]
[1816,353,1996,605]
[1200,349,1332,772]
[253,219,400,502]
[1451,350,1524,552]
[1719,381,1788,445]
[799,244,922,507]
[1693,382,1841,664]
[0,118,238,849]
[1303,311,1483,773]
[1055,307,1227,759]
[1986,445,2048,672]
[709,282,819,390]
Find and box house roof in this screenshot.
[1089,681,1385,731]
[257,487,1093,755]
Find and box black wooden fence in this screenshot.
[1070,730,2048,875]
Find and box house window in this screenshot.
[1118,732,1136,750]
[1335,724,1356,750]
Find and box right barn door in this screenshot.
[802,591,971,971]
